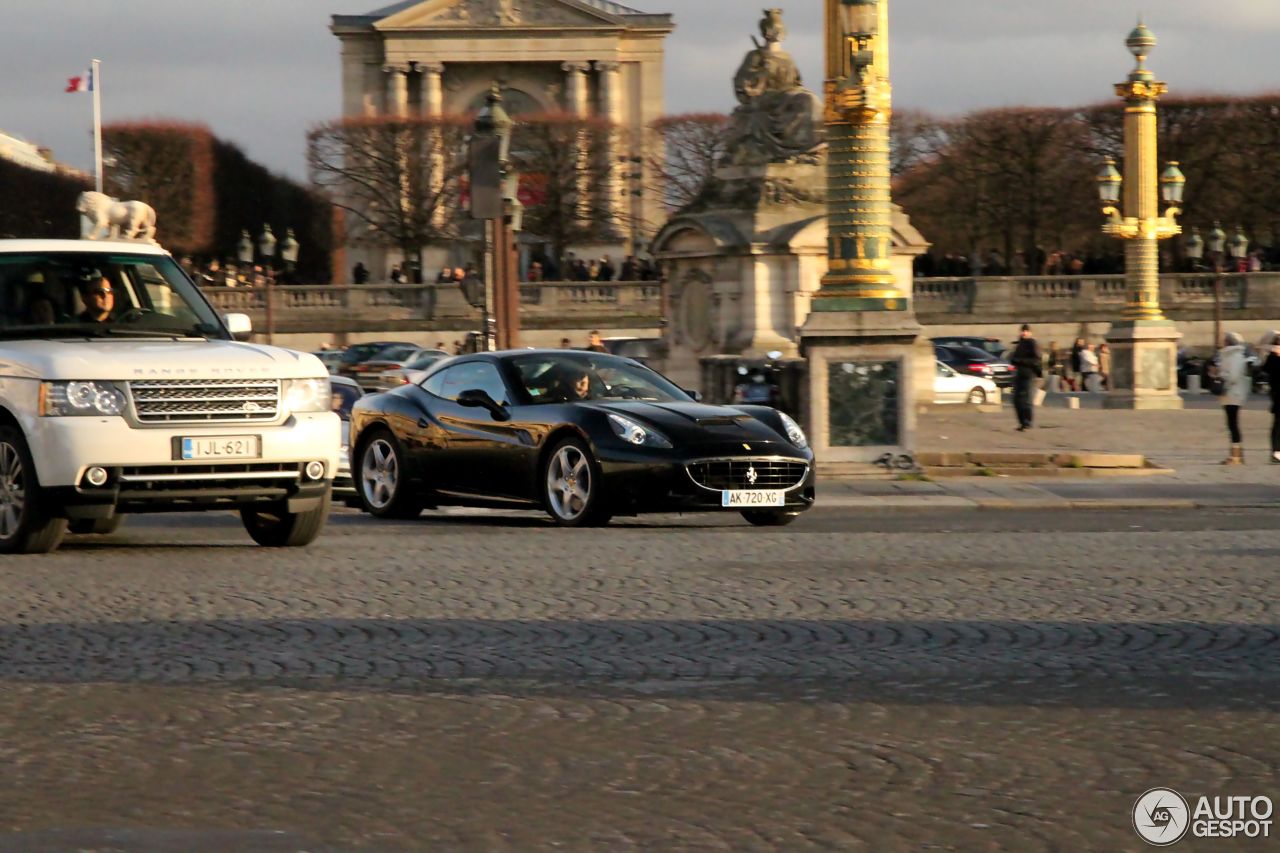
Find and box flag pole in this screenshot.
[92,58,103,193]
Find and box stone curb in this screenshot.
[816,496,1255,512]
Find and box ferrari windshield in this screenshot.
[0,251,225,339]
[511,352,689,404]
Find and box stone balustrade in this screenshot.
[912,272,1273,325]
[202,281,664,334]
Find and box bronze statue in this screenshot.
[723,9,825,166]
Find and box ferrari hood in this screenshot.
[595,401,789,446]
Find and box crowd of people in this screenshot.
[1010,324,1280,465]
[916,244,1279,278]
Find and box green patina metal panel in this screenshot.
[827,359,900,446]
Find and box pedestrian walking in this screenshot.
[1067,338,1085,391]
[1009,324,1043,431]
[1079,343,1100,392]
[1097,343,1112,391]
[1210,332,1251,464]
[1262,330,1280,463]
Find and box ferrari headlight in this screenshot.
[607,413,672,449]
[40,381,127,417]
[284,377,330,413]
[778,412,808,449]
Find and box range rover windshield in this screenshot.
[0,251,226,339]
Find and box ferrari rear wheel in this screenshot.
[357,429,423,520]
[741,510,800,527]
[543,438,610,527]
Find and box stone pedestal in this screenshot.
[1104,321,1184,410]
[800,310,929,463]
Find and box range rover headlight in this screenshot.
[607,413,672,449]
[778,412,808,449]
[284,377,331,413]
[40,381,127,417]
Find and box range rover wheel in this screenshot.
[542,438,611,527]
[0,426,67,554]
[356,429,423,519]
[741,510,800,527]
[241,491,331,547]
[69,515,125,535]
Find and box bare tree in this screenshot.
[103,121,217,255]
[307,115,471,277]
[510,113,629,262]
[645,113,730,212]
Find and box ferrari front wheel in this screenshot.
[542,438,611,527]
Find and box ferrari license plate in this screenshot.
[721,490,786,508]
[180,435,261,460]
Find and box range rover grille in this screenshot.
[686,459,809,491]
[129,379,280,423]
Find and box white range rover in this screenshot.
[0,239,340,553]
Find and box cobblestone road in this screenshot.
[0,508,1277,850]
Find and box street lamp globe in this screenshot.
[1207,221,1227,256]
[280,228,300,265]
[1159,161,1185,205]
[236,230,254,266]
[1096,158,1123,205]
[258,224,277,262]
[1227,226,1249,262]
[1183,226,1204,263]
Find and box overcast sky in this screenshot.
[4,0,1278,182]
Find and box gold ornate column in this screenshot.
[800,0,927,470]
[813,0,903,312]
[1099,22,1184,410]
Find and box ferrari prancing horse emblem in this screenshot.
[746,465,758,485]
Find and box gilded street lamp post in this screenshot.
[1097,21,1184,409]
[800,0,926,468]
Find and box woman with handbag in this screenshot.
[1210,332,1251,464]
[1262,330,1280,464]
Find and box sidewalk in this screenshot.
[818,393,1280,511]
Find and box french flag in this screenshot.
[66,68,93,93]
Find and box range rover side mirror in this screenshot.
[457,388,510,421]
[684,389,703,402]
[223,313,253,342]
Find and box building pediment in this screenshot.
[375,0,625,30]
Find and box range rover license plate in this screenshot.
[722,490,786,508]
[180,435,261,460]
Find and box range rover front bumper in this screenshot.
[32,412,340,518]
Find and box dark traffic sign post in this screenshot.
[470,85,521,351]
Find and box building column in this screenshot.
[562,62,592,225]
[561,61,590,116]
[419,62,444,116]
[420,63,447,227]
[595,61,627,239]
[384,64,410,117]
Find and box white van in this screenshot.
[0,239,339,553]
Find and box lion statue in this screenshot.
[76,191,158,242]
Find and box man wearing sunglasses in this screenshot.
[76,275,115,323]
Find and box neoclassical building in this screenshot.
[331,0,674,280]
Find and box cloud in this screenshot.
[2,0,1278,180]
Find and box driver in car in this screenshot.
[76,274,115,323]
[550,364,596,402]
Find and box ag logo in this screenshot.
[1134,788,1190,845]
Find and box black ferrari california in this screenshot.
[348,349,815,526]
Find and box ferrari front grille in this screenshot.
[686,458,809,491]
